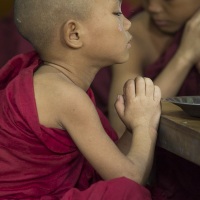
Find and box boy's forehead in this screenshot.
[94,0,121,8]
[114,0,122,4]
[106,0,122,4]
[108,0,122,6]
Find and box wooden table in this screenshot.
[157,102,200,166]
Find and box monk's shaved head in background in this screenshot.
[14,0,92,52]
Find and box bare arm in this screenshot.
[56,78,161,185]
[115,77,161,183]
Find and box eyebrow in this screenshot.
[117,0,122,4]
[115,0,122,5]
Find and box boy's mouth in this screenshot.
[127,36,132,48]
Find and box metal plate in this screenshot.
[164,96,200,118]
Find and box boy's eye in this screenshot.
[113,12,123,16]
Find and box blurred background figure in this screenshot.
[109,0,200,134]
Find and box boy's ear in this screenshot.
[63,20,83,48]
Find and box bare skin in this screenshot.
[31,0,161,185]
[34,66,161,184]
[109,0,200,135]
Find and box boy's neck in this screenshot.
[148,21,174,53]
[42,61,96,91]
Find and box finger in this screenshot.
[135,76,145,96]
[123,79,136,102]
[144,77,154,97]
[154,85,161,102]
[115,95,125,119]
[189,7,200,22]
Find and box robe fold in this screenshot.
[0,52,151,199]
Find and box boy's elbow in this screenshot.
[120,166,147,185]
[120,172,144,185]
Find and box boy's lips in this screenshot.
[127,36,132,48]
[128,36,132,43]
[152,18,169,27]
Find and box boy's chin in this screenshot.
[105,53,129,66]
[115,54,130,64]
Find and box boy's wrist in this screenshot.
[176,49,197,67]
[131,125,158,139]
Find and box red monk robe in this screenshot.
[0,51,151,200]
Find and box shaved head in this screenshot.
[14,0,92,52]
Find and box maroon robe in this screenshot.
[0,52,151,199]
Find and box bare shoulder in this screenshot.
[33,69,95,130]
[129,11,150,43]
[128,11,159,66]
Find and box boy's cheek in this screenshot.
[118,23,123,32]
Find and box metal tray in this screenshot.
[164,96,200,118]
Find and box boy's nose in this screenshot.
[146,0,163,13]
[123,16,131,31]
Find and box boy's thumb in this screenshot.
[115,95,125,119]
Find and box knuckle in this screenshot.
[125,79,134,86]
[144,77,153,84]
[186,20,196,30]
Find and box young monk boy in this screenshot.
[109,1,200,199]
[0,0,162,199]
